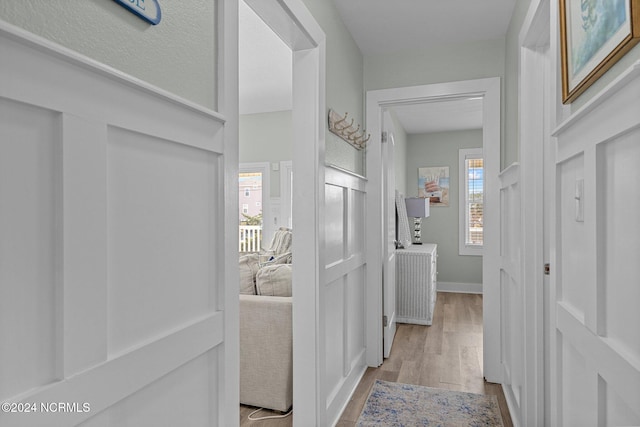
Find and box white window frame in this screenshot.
[459,148,484,256]
[239,162,272,244]
[279,161,293,229]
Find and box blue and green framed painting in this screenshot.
[559,0,640,103]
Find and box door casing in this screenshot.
[243,0,327,424]
[365,78,501,381]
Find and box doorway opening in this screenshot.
[365,78,501,382]
[238,0,326,425]
[238,0,293,422]
[381,98,486,358]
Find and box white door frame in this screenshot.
[517,0,550,424]
[243,1,326,424]
[365,78,502,381]
[220,1,240,423]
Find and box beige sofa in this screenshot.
[239,294,292,412]
[239,228,293,412]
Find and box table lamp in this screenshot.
[405,197,430,245]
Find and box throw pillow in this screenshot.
[259,251,292,268]
[256,264,292,297]
[239,253,260,295]
[267,227,292,256]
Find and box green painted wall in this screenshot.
[0,0,216,110]
[302,0,365,175]
[406,130,483,285]
[364,38,508,170]
[239,111,293,197]
[365,39,506,91]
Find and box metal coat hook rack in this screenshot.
[328,109,371,150]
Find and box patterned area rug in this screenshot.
[357,380,504,427]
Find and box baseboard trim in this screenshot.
[502,383,520,427]
[328,350,368,427]
[437,281,483,294]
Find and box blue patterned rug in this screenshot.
[357,380,504,427]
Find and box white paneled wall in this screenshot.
[0,24,230,427]
[323,166,367,426]
[498,163,524,424]
[551,61,640,426]
[0,98,60,401]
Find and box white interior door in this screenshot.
[542,64,555,427]
[382,111,397,358]
[508,3,551,422]
[549,62,640,426]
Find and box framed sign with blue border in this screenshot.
[114,0,162,25]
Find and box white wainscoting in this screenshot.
[0,23,229,427]
[550,61,640,426]
[498,163,524,425]
[323,165,368,426]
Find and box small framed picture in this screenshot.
[559,0,640,103]
[418,166,449,207]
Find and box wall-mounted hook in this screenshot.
[328,109,370,151]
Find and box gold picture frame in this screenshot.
[559,0,640,103]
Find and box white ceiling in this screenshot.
[332,0,516,56]
[239,0,514,131]
[391,98,483,135]
[239,0,292,115]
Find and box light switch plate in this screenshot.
[272,162,280,171]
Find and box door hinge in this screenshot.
[544,263,550,275]
[383,315,388,327]
[381,131,388,143]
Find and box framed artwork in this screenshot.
[559,0,640,103]
[418,166,449,207]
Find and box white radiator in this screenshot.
[396,244,437,325]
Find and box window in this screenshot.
[459,148,483,256]
[238,165,269,252]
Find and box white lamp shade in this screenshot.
[405,197,430,218]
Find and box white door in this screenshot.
[549,58,640,425]
[382,111,397,358]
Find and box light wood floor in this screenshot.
[240,292,513,426]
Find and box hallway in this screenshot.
[337,292,513,426]
[240,292,513,426]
